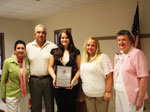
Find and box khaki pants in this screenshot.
[85,96,109,112]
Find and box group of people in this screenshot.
[1,24,149,112]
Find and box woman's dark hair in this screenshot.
[14,40,26,50]
[117,30,133,44]
[53,30,78,64]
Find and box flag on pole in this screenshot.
[131,4,140,49]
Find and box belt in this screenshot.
[30,75,50,80]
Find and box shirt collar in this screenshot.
[10,53,27,64]
[10,53,17,63]
[31,39,50,48]
[121,46,133,55]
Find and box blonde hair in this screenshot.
[82,37,101,63]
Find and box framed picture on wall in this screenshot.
[54,28,71,45]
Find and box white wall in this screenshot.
[0,17,34,58]
[33,0,150,69]
[0,0,149,69]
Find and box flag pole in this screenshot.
[131,2,140,49]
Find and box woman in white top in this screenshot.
[80,37,113,112]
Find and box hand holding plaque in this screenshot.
[56,66,72,87]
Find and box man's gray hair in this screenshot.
[34,24,47,35]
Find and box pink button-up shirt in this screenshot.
[114,47,148,104]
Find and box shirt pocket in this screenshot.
[8,69,20,79]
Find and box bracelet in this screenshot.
[105,91,111,93]
[137,96,143,100]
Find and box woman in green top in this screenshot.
[1,40,30,112]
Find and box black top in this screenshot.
[50,48,80,77]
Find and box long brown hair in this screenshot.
[53,30,78,65]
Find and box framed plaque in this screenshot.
[56,66,72,87]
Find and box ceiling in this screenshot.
[0,0,109,21]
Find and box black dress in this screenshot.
[51,48,80,112]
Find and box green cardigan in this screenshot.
[1,54,30,98]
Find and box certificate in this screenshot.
[56,66,72,87]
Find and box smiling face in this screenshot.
[60,32,70,48]
[86,39,97,57]
[35,26,46,44]
[14,44,26,59]
[117,35,131,54]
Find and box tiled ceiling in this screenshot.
[0,0,110,21]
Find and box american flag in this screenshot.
[131,5,140,49]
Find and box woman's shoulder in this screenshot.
[5,55,15,61]
[3,56,14,66]
[129,47,144,56]
[50,48,58,54]
[99,53,109,59]
[4,58,11,63]
[25,55,30,63]
[71,48,80,56]
[75,48,80,54]
[97,53,111,63]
